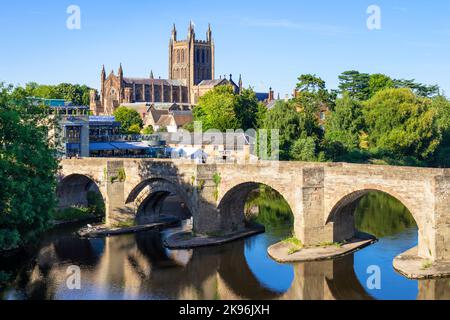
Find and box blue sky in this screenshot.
[1,0,449,96]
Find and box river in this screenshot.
[0,192,449,300]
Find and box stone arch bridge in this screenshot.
[58,158,450,263]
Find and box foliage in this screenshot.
[18,82,92,105]
[325,93,365,151]
[142,126,154,135]
[260,101,302,160]
[338,70,371,101]
[193,85,260,131]
[52,207,91,221]
[290,135,318,161]
[245,185,293,233]
[369,74,394,97]
[363,88,440,162]
[0,84,59,251]
[113,106,143,133]
[86,191,105,217]
[354,192,417,238]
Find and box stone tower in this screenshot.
[169,22,215,103]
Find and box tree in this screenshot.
[431,95,450,167]
[113,106,143,133]
[393,79,439,98]
[363,88,441,162]
[338,70,371,100]
[296,74,326,93]
[325,93,365,150]
[260,101,302,160]
[290,135,318,161]
[142,126,154,135]
[193,85,260,131]
[128,124,142,134]
[234,88,260,130]
[0,84,59,251]
[194,85,239,131]
[369,74,394,97]
[20,82,92,105]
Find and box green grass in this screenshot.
[283,237,303,255]
[421,260,433,270]
[287,247,301,255]
[315,241,344,248]
[113,219,135,229]
[283,237,303,247]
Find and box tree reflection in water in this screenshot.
[0,191,449,300]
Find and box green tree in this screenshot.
[194,85,239,131]
[193,85,261,131]
[431,95,450,167]
[325,93,365,150]
[235,88,260,130]
[142,126,154,135]
[290,135,318,161]
[113,106,143,133]
[0,84,59,251]
[20,82,92,105]
[338,70,371,100]
[128,124,142,134]
[393,79,439,98]
[369,74,394,97]
[296,74,326,94]
[261,101,302,160]
[363,88,441,162]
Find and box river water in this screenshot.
[0,192,449,300]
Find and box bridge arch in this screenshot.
[125,177,193,224]
[217,181,295,232]
[326,186,423,252]
[56,174,105,211]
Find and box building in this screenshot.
[48,104,90,158]
[90,23,273,116]
[160,132,256,163]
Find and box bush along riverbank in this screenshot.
[50,191,105,226]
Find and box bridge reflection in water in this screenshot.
[2,221,449,300]
[1,190,450,300]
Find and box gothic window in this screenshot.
[177,50,180,63]
[202,50,206,64]
[196,50,200,63]
[181,49,185,63]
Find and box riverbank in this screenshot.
[393,247,450,279]
[268,233,377,263]
[164,224,265,249]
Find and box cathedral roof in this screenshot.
[123,77,186,87]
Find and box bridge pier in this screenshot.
[104,160,134,226]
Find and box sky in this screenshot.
[1,0,450,97]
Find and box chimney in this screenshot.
[268,87,274,102]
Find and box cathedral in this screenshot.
[90,23,246,115]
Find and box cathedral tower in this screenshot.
[169,22,215,103]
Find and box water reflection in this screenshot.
[1,192,449,300]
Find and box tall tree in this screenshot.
[338,70,371,100]
[369,74,394,97]
[0,84,59,251]
[260,101,302,160]
[325,93,365,150]
[363,88,440,162]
